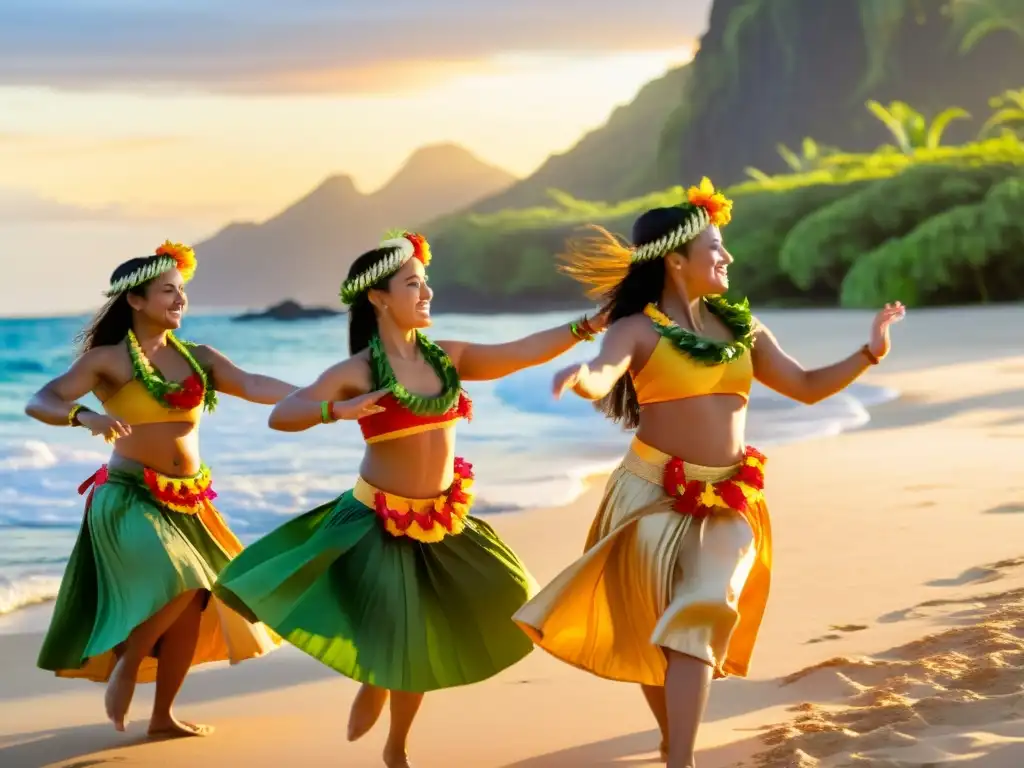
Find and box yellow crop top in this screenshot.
[631,337,753,405]
[102,380,203,426]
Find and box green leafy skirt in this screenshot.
[214,470,537,693]
[37,464,280,683]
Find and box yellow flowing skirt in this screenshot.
[513,437,772,685]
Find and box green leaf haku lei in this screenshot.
[644,296,756,365]
[126,330,218,412]
[368,332,462,416]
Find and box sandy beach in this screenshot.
[1,306,1023,767]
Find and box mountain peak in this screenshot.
[375,143,516,200]
[307,174,361,202]
[403,142,491,171]
[188,146,514,308]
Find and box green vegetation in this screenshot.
[864,100,971,153]
[981,88,1024,137]
[429,91,1024,310]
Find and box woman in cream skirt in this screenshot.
[514,179,905,766]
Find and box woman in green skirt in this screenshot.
[213,231,604,767]
[26,242,296,737]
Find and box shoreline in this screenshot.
[0,380,901,622]
[2,300,1023,323]
[0,353,1022,765]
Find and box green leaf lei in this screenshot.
[643,296,755,365]
[368,332,462,416]
[126,330,218,412]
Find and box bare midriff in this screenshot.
[635,394,749,468]
[358,426,459,500]
[109,422,202,477]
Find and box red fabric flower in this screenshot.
[662,447,767,520]
[736,462,764,490]
[663,457,687,496]
[454,456,473,478]
[715,480,749,513]
[457,392,474,422]
[164,373,205,410]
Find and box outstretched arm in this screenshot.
[26,351,105,425]
[440,313,603,382]
[24,349,131,441]
[752,302,905,405]
[198,345,298,404]
[268,357,387,432]
[553,319,636,400]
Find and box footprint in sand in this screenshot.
[986,502,1024,515]
[757,588,1024,767]
[805,624,869,645]
[925,556,1024,589]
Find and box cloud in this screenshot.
[0,188,231,223]
[0,188,120,222]
[0,0,711,94]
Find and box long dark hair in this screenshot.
[76,256,164,355]
[594,207,694,429]
[346,247,398,355]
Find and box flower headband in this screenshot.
[631,177,733,263]
[105,241,197,297]
[339,230,432,306]
[557,177,734,300]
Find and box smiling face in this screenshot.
[368,257,433,330]
[666,225,733,298]
[127,268,188,330]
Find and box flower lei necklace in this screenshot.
[643,296,755,365]
[369,332,462,416]
[126,330,218,412]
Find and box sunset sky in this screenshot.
[1,0,713,315]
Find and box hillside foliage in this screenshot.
[428,116,1024,308]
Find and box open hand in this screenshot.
[868,302,906,360]
[79,412,131,444]
[331,389,389,420]
[552,363,588,399]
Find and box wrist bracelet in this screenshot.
[68,404,87,426]
[320,401,336,424]
[859,344,880,365]
[569,318,596,342]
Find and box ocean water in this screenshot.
[0,311,897,618]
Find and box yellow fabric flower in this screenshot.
[686,177,733,227]
[155,241,197,282]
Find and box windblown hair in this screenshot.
[76,256,166,355]
[345,247,400,355]
[560,207,697,429]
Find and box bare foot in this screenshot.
[348,684,389,741]
[660,738,668,762]
[148,716,215,740]
[104,656,138,732]
[383,745,412,767]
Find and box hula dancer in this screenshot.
[214,230,605,767]
[512,179,905,767]
[26,242,296,738]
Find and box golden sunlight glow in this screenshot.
[0,46,693,224]
[0,45,695,315]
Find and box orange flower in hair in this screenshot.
[155,241,197,282]
[403,232,432,267]
[687,177,733,227]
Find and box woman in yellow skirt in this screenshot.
[513,179,905,766]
